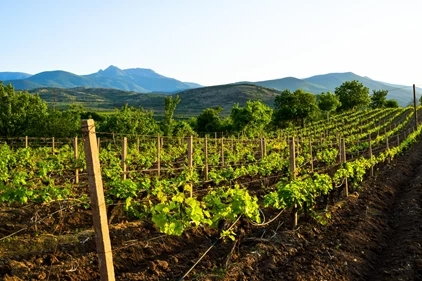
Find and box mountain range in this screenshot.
[2,65,201,93]
[1,66,420,107]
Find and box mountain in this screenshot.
[248,77,327,93]
[29,84,282,116]
[0,72,32,81]
[86,66,199,92]
[2,65,201,93]
[245,72,420,107]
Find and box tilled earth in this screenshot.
[1,138,422,280]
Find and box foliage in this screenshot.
[36,106,82,137]
[0,82,48,137]
[385,99,399,108]
[173,121,197,137]
[100,104,160,135]
[195,106,224,133]
[273,89,318,128]
[162,95,181,136]
[335,80,370,111]
[230,100,273,137]
[317,92,341,113]
[370,89,388,109]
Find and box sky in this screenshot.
[1,0,422,87]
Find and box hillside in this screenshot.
[29,84,282,117]
[243,72,420,106]
[0,72,32,81]
[3,66,201,93]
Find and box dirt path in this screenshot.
[363,152,422,280]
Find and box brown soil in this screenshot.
[1,137,422,280]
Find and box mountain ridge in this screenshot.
[3,65,201,93]
[2,67,420,106]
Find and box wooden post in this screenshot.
[414,84,418,126]
[52,137,55,155]
[369,135,373,177]
[74,137,79,184]
[263,137,267,157]
[81,119,115,281]
[122,137,127,180]
[136,137,140,153]
[25,136,28,148]
[204,136,208,181]
[386,131,390,164]
[260,138,264,160]
[187,136,193,169]
[342,138,348,197]
[187,136,193,197]
[157,135,161,177]
[309,137,314,173]
[97,137,101,152]
[289,137,297,228]
[220,137,225,167]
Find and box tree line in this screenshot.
[0,80,402,138]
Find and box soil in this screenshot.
[1,137,422,280]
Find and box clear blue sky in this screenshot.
[1,0,421,87]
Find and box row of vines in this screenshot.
[0,107,421,240]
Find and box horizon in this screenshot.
[2,0,422,87]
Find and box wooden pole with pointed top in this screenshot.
[81,119,115,281]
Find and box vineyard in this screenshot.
[1,107,422,280]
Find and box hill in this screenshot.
[0,72,32,81]
[29,84,282,117]
[3,66,201,93]
[246,72,420,106]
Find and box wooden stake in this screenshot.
[289,137,296,176]
[342,138,348,197]
[204,136,208,181]
[260,138,264,160]
[157,135,161,177]
[221,137,225,167]
[52,137,55,155]
[25,136,28,148]
[74,137,79,184]
[386,131,390,164]
[97,137,101,152]
[289,137,297,228]
[136,137,140,153]
[369,134,373,177]
[414,84,418,126]
[122,137,127,180]
[81,119,115,281]
[187,136,193,169]
[309,137,313,173]
[187,136,193,197]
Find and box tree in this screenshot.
[173,121,197,137]
[370,89,388,108]
[273,89,318,128]
[317,92,341,112]
[100,104,160,135]
[385,99,399,108]
[317,92,341,121]
[36,105,83,137]
[334,80,370,111]
[195,106,223,133]
[230,101,273,137]
[162,95,181,136]
[0,82,48,137]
